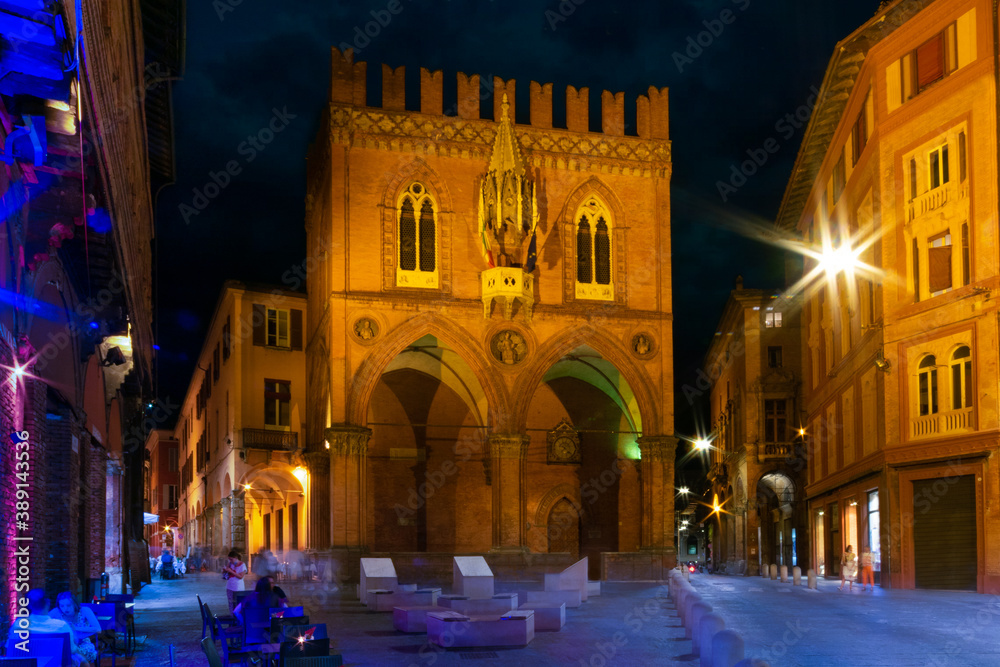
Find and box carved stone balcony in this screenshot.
[906,180,968,223]
[910,407,973,440]
[482,267,534,321]
[241,428,299,452]
[759,442,793,462]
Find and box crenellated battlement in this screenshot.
[328,47,668,140]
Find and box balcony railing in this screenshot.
[760,442,792,461]
[241,428,299,451]
[907,181,968,223]
[910,407,973,439]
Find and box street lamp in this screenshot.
[694,439,710,451]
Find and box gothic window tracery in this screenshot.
[397,182,438,288]
[574,197,613,301]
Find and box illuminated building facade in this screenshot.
[776,0,999,590]
[0,0,181,639]
[171,282,308,562]
[303,49,676,580]
[703,279,806,576]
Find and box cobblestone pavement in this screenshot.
[128,570,1000,666]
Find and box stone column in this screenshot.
[326,425,371,549]
[637,435,679,568]
[230,493,246,554]
[488,434,530,552]
[304,450,331,550]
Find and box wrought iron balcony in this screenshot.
[241,428,299,452]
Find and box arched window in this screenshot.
[950,346,972,410]
[918,355,938,416]
[574,197,613,301]
[397,183,438,288]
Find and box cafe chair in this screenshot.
[201,636,260,667]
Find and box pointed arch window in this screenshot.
[917,355,938,416]
[574,197,614,301]
[397,182,438,288]
[950,346,972,410]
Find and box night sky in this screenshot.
[154,0,881,447]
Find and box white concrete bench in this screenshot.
[367,587,442,611]
[392,605,441,633]
[360,558,398,603]
[587,581,602,597]
[453,556,494,599]
[426,610,535,648]
[437,594,469,608]
[449,594,518,616]
[518,602,565,631]
[544,557,590,601]
[525,589,582,608]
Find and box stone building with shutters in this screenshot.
[302,48,677,581]
[171,281,308,563]
[702,279,806,577]
[775,0,1000,591]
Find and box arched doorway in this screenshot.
[547,498,581,560]
[757,472,795,568]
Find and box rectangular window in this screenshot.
[959,131,967,182]
[962,223,970,286]
[167,484,178,510]
[912,238,920,302]
[868,490,881,572]
[764,399,787,443]
[213,345,220,383]
[264,380,291,428]
[909,158,917,201]
[168,447,179,472]
[928,232,952,295]
[764,311,782,328]
[851,103,868,166]
[768,346,783,368]
[832,153,846,204]
[223,316,231,361]
[899,23,958,104]
[276,509,284,553]
[929,145,949,190]
[267,308,290,347]
[289,503,299,551]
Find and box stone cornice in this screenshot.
[328,291,673,321]
[328,105,671,175]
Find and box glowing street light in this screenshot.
[679,486,690,495]
[694,439,710,451]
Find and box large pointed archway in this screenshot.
[366,334,492,553]
[524,344,645,578]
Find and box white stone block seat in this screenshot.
[453,556,495,599]
[518,602,566,631]
[525,589,582,608]
[360,558,398,604]
[449,594,517,616]
[367,587,443,611]
[425,610,535,648]
[392,605,442,633]
[436,595,469,608]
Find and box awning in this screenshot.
[143,512,160,525]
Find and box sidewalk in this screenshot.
[127,570,1000,666]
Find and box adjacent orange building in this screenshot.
[776,0,999,591]
[303,49,677,580]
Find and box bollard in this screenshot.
[683,566,690,581]
[698,612,725,667]
[682,591,703,629]
[793,566,801,586]
[769,564,777,580]
[807,568,817,589]
[780,565,788,583]
[676,587,692,622]
[688,601,712,641]
[712,629,745,667]
[761,565,768,578]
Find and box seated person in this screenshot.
[233,577,286,621]
[272,585,289,608]
[7,589,87,667]
[49,592,100,666]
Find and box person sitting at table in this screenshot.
[49,592,100,666]
[233,577,286,621]
[272,585,290,608]
[12,589,88,666]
